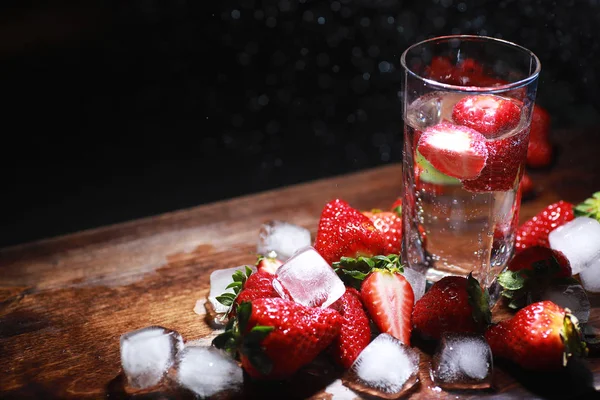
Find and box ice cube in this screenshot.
[257,220,312,260]
[431,333,493,390]
[536,284,591,323]
[578,258,600,293]
[343,333,420,398]
[402,268,426,302]
[273,246,345,308]
[549,217,600,275]
[120,326,184,389]
[176,346,243,398]
[208,265,257,315]
[324,379,359,400]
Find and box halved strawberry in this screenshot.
[361,268,414,345]
[256,253,283,275]
[417,122,488,180]
[461,126,528,192]
[452,94,521,138]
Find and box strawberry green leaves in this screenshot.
[216,266,253,315]
[498,257,578,310]
[333,254,404,289]
[466,273,492,328]
[212,301,275,375]
[575,191,600,222]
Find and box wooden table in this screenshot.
[2,128,600,399]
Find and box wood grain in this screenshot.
[1,127,599,399]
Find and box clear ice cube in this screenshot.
[120,326,184,389]
[578,258,600,293]
[257,220,312,260]
[549,217,600,275]
[272,246,345,308]
[343,333,420,399]
[431,333,493,390]
[402,268,426,302]
[536,284,591,323]
[208,265,257,315]
[176,346,243,398]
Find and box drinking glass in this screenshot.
[400,35,541,295]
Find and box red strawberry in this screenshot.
[452,94,521,137]
[235,270,280,309]
[498,246,574,309]
[256,254,283,275]
[527,105,552,168]
[485,300,587,370]
[314,199,387,265]
[515,200,575,252]
[519,171,535,198]
[412,274,491,340]
[527,139,553,168]
[461,125,529,192]
[361,268,414,345]
[426,56,457,84]
[508,246,571,278]
[329,288,371,368]
[214,298,342,379]
[362,210,402,255]
[417,122,488,180]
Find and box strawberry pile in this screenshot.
[203,192,600,392]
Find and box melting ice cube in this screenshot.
[120,326,184,389]
[549,217,600,275]
[257,220,312,260]
[273,246,345,308]
[578,259,600,293]
[534,284,591,323]
[402,268,426,302]
[431,333,493,390]
[176,346,243,398]
[208,265,257,315]
[343,333,420,398]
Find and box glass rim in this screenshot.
[400,34,541,93]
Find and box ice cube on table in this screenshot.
[402,268,426,302]
[176,346,243,398]
[273,246,345,308]
[343,333,420,399]
[549,217,600,275]
[257,220,312,261]
[431,333,493,390]
[120,326,184,389]
[536,284,591,323]
[578,259,600,293]
[208,265,257,315]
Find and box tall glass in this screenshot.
[400,35,540,294]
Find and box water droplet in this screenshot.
[231,9,241,19]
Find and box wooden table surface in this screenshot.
[2,127,600,400]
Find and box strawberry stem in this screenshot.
[561,311,588,366]
[466,273,492,328]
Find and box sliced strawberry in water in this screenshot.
[462,126,529,192]
[361,270,414,345]
[452,94,521,138]
[417,122,488,180]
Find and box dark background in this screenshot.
[1,0,599,248]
